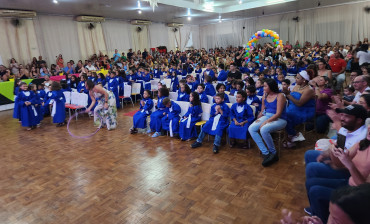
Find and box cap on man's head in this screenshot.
[335,104,368,121]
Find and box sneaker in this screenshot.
[146,129,152,134]
[304,207,312,216]
[291,132,305,142]
[283,141,296,148]
[213,145,219,154]
[262,153,279,167]
[191,141,202,148]
[152,132,161,138]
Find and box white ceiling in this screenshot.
[0,0,366,25]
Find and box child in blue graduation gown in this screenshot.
[169,71,179,92]
[153,65,162,79]
[17,82,37,130]
[246,85,262,113]
[114,71,124,97]
[213,83,229,103]
[131,90,154,134]
[255,79,264,96]
[177,82,191,102]
[107,72,120,109]
[49,82,66,127]
[13,79,21,120]
[96,73,106,86]
[191,93,230,154]
[179,92,203,141]
[216,64,228,84]
[228,90,255,148]
[158,98,181,138]
[29,84,43,126]
[204,75,216,96]
[194,65,202,82]
[186,75,199,92]
[126,69,137,84]
[142,69,152,91]
[196,84,209,103]
[149,87,170,137]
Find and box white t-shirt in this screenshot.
[338,125,367,150]
[353,86,370,103]
[356,51,370,65]
[85,65,96,71]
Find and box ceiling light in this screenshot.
[239,0,242,4]
[187,8,191,16]
[138,10,142,14]
[53,0,58,3]
[188,17,191,21]
[137,1,141,8]
[218,15,222,23]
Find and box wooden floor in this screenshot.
[0,105,314,224]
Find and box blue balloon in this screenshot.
[261,32,265,36]
[255,56,259,59]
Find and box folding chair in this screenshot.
[150,79,159,96]
[163,79,171,89]
[120,85,134,107]
[131,82,142,103]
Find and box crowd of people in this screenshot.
[7,38,370,223]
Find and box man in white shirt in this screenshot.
[351,75,370,104]
[355,44,370,66]
[85,61,96,71]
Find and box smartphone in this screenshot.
[336,134,346,150]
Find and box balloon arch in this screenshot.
[245,29,283,61]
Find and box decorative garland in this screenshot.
[245,29,283,61]
[67,111,102,139]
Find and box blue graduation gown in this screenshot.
[213,94,229,104]
[227,102,254,140]
[150,96,166,132]
[13,87,20,119]
[201,102,230,136]
[187,81,199,92]
[179,104,202,140]
[246,95,261,113]
[153,69,162,79]
[17,91,37,127]
[205,83,216,96]
[230,88,237,96]
[287,66,298,75]
[107,78,120,109]
[31,92,43,124]
[203,69,215,80]
[50,90,66,123]
[96,78,106,86]
[170,76,179,92]
[256,87,264,96]
[199,92,209,103]
[161,101,181,134]
[77,81,88,94]
[177,90,190,102]
[133,98,154,129]
[142,74,151,91]
[217,70,228,83]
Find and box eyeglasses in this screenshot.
[352,81,364,84]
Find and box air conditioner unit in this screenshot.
[130,20,151,25]
[75,16,105,22]
[167,23,183,28]
[0,9,37,18]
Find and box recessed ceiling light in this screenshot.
[138,10,142,14]
[53,0,58,4]
[239,0,242,4]
[187,16,191,21]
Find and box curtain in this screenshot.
[131,25,149,52]
[0,18,40,65]
[34,15,81,66]
[76,22,107,61]
[148,22,169,49]
[168,27,180,51]
[102,20,132,58]
[179,25,192,51]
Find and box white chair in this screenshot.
[169,91,178,101]
[195,102,212,128]
[131,82,142,102]
[66,92,88,120]
[174,101,190,117]
[63,91,71,104]
[177,75,183,81]
[207,95,214,104]
[150,79,159,96]
[229,95,236,104]
[151,99,157,113]
[120,85,134,107]
[212,83,218,90]
[163,78,172,89]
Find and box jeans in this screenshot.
[196,130,222,147]
[333,73,345,90]
[248,113,287,155]
[315,114,331,134]
[304,150,350,223]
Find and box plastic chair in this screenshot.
[119,85,134,107]
[163,79,171,89]
[131,82,142,103]
[63,91,71,105]
[65,92,88,120]
[195,102,211,128]
[229,95,236,104]
[207,95,214,105]
[174,101,190,117]
[169,92,178,101]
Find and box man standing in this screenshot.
[227,63,242,80]
[113,49,121,62]
[328,50,346,92]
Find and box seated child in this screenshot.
[191,93,230,154]
[149,87,170,137]
[159,97,181,138]
[343,85,355,102]
[281,79,291,94]
[246,85,262,112]
[256,79,264,96]
[229,80,237,96]
[213,83,229,103]
[197,84,208,103]
[235,80,245,92]
[179,92,203,141]
[228,90,255,148]
[186,75,198,92]
[177,80,191,102]
[131,90,154,134]
[204,75,216,96]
